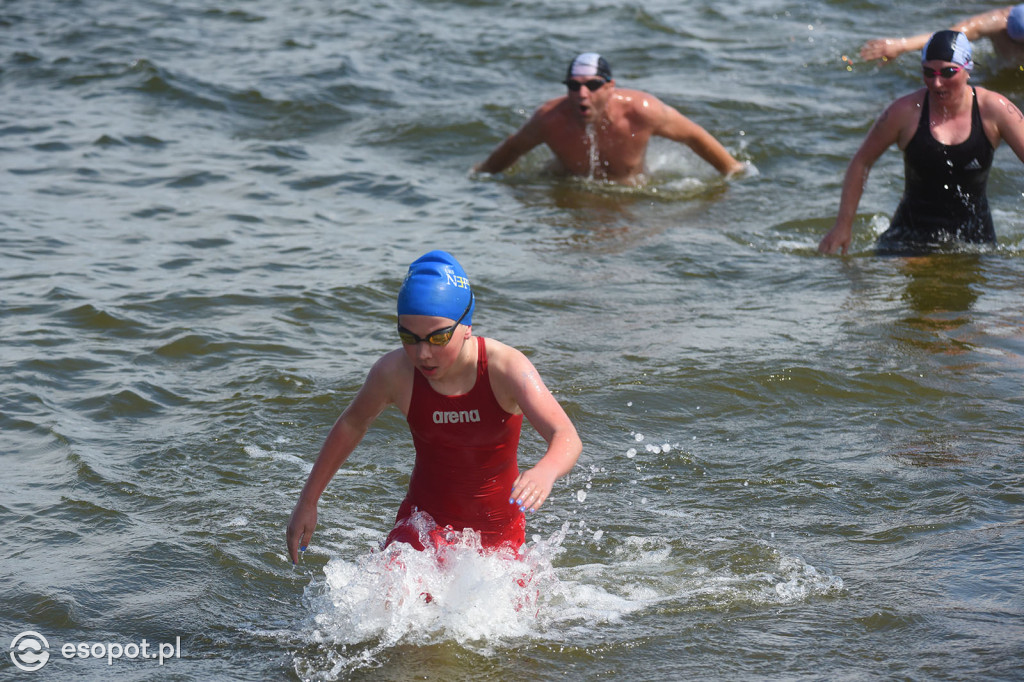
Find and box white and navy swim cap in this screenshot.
[1007,5,1024,42]
[397,250,474,324]
[921,30,973,69]
[566,52,612,81]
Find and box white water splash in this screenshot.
[292,515,843,680]
[585,123,599,180]
[243,443,309,469]
[295,522,566,678]
[290,433,846,679]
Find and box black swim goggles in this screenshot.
[397,295,473,346]
[922,65,964,79]
[564,78,608,92]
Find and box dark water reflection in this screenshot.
[897,254,986,355]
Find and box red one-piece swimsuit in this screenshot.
[385,336,526,551]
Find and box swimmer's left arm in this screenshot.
[983,90,1024,163]
[493,342,582,512]
[650,98,746,176]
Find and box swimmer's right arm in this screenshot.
[285,361,394,564]
[819,150,875,255]
[819,104,903,255]
[473,114,546,174]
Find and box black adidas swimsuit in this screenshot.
[879,87,996,251]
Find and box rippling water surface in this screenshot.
[3,1,1023,679]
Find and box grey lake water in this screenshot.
[2,0,1023,679]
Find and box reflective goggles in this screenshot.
[922,65,964,79]
[564,78,608,92]
[397,295,472,346]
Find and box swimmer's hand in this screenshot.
[818,222,853,256]
[724,160,748,179]
[510,463,559,513]
[726,160,758,180]
[860,38,907,62]
[286,499,318,564]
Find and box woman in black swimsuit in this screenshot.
[819,30,1024,255]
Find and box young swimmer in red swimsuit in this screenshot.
[286,251,582,563]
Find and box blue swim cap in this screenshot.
[397,250,474,324]
[1007,5,1024,42]
[922,30,973,69]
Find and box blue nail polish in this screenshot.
[508,498,514,504]
[300,545,307,552]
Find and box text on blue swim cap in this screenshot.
[446,272,470,289]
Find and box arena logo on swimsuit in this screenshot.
[432,409,481,424]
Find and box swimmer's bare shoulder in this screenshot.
[481,336,531,376]
[481,337,544,416]
[889,87,926,111]
[977,85,1023,117]
[611,88,666,120]
[871,89,927,145]
[614,89,703,142]
[361,348,415,413]
[531,96,577,129]
[976,86,1024,154]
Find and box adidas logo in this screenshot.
[964,158,982,170]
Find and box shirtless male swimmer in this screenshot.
[474,52,746,184]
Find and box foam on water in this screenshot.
[243,443,310,470]
[293,514,844,678]
[295,522,564,678]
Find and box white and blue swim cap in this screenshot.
[1007,5,1024,42]
[566,52,612,81]
[397,250,474,324]
[922,30,973,69]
